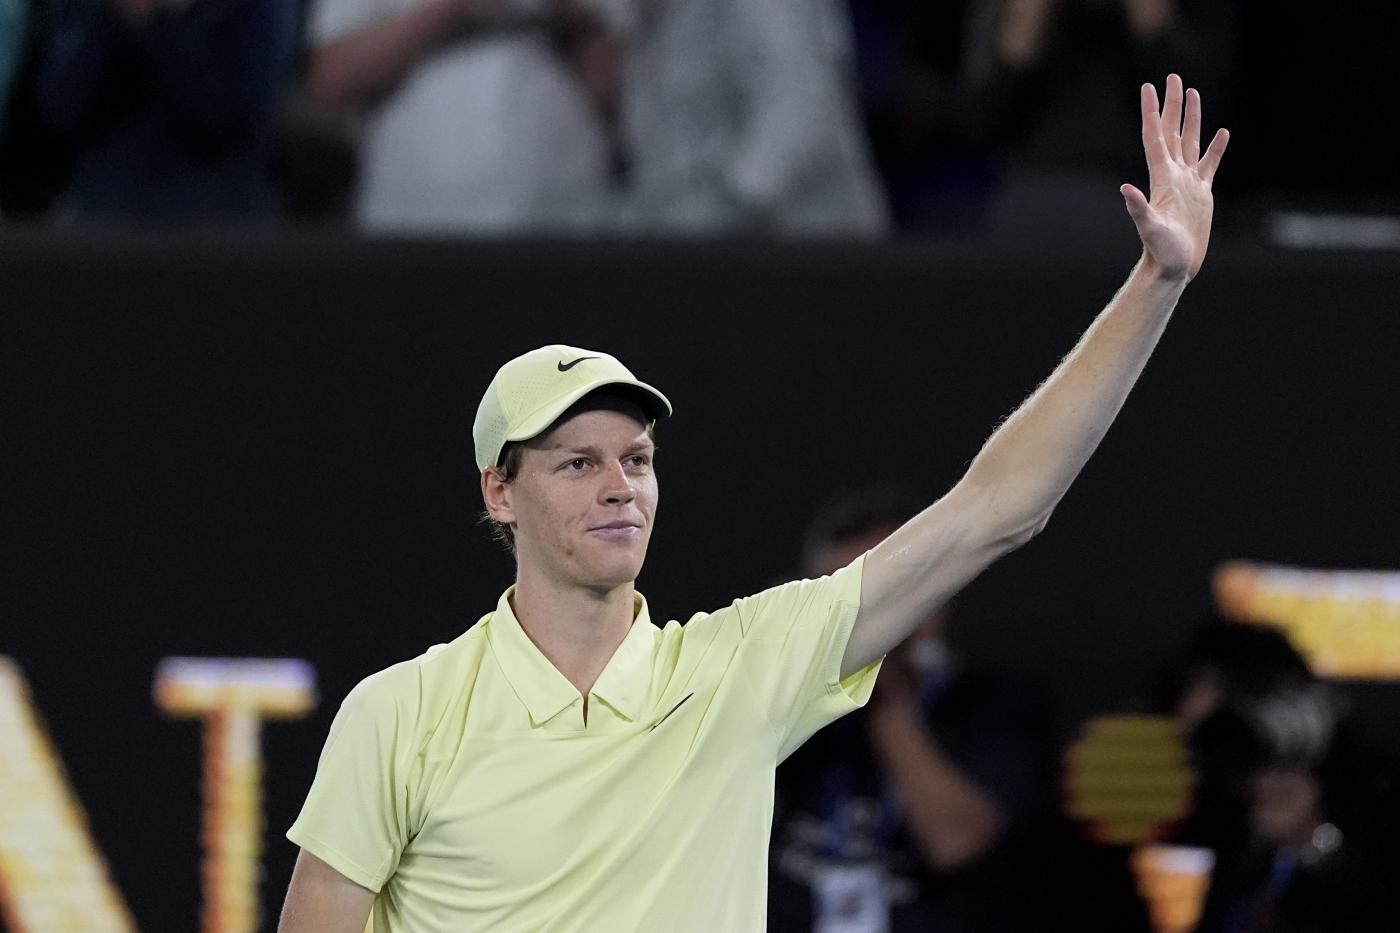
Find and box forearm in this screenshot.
[961,255,1187,540]
[308,0,476,109]
[870,708,1006,870]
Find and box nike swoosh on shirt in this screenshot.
[557,357,599,372]
[648,693,694,732]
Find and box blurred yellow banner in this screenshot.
[1215,562,1400,679]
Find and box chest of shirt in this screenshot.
[397,645,776,889]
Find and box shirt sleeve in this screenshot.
[286,665,419,892]
[728,553,882,761]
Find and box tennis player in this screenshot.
[278,74,1228,931]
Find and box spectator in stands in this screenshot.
[840,0,1009,232]
[966,0,1241,240]
[32,0,298,225]
[305,0,623,233]
[769,488,1055,931]
[621,0,890,237]
[1164,623,1396,933]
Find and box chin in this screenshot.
[581,553,647,589]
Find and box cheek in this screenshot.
[513,483,579,539]
[638,487,658,523]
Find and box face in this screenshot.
[1250,764,1321,846]
[484,408,658,591]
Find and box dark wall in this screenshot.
[2,231,1397,929]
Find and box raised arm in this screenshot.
[842,74,1229,677]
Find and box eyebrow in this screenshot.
[548,438,655,458]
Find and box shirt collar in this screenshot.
[589,595,657,722]
[487,586,657,726]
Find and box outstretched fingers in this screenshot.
[1198,127,1230,183]
[1140,82,1170,179]
[1183,87,1202,164]
[1160,74,1184,160]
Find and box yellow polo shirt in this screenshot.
[287,556,879,931]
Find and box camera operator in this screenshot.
[1169,624,1395,933]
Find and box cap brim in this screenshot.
[502,378,672,451]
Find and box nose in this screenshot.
[599,459,636,505]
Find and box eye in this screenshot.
[564,458,589,472]
[627,454,651,469]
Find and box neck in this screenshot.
[509,566,637,698]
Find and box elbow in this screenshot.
[917,818,1005,872]
[1018,510,1054,545]
[989,507,1052,554]
[955,474,1054,556]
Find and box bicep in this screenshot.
[844,481,1018,675]
[278,849,376,933]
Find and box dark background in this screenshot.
[2,229,1397,929]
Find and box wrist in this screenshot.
[1135,251,1192,290]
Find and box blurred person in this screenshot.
[963,0,1241,240]
[32,0,298,224]
[770,489,1056,932]
[278,77,1228,929]
[620,0,890,237]
[838,0,1015,233]
[1166,623,1324,852]
[1163,623,1396,932]
[305,0,623,233]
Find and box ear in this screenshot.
[482,468,516,526]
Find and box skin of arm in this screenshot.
[307,0,496,109]
[277,849,376,933]
[841,75,1228,679]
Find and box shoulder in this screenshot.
[723,556,866,636]
[338,621,490,730]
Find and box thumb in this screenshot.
[1121,184,1152,226]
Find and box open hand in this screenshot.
[1122,74,1229,282]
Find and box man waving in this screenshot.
[278,75,1227,932]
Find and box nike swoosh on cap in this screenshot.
[557,357,599,372]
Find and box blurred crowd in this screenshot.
[768,487,1400,933]
[1,0,1396,236]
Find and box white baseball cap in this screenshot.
[472,345,672,472]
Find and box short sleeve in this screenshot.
[729,554,881,761]
[286,666,417,892]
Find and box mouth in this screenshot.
[588,521,643,540]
